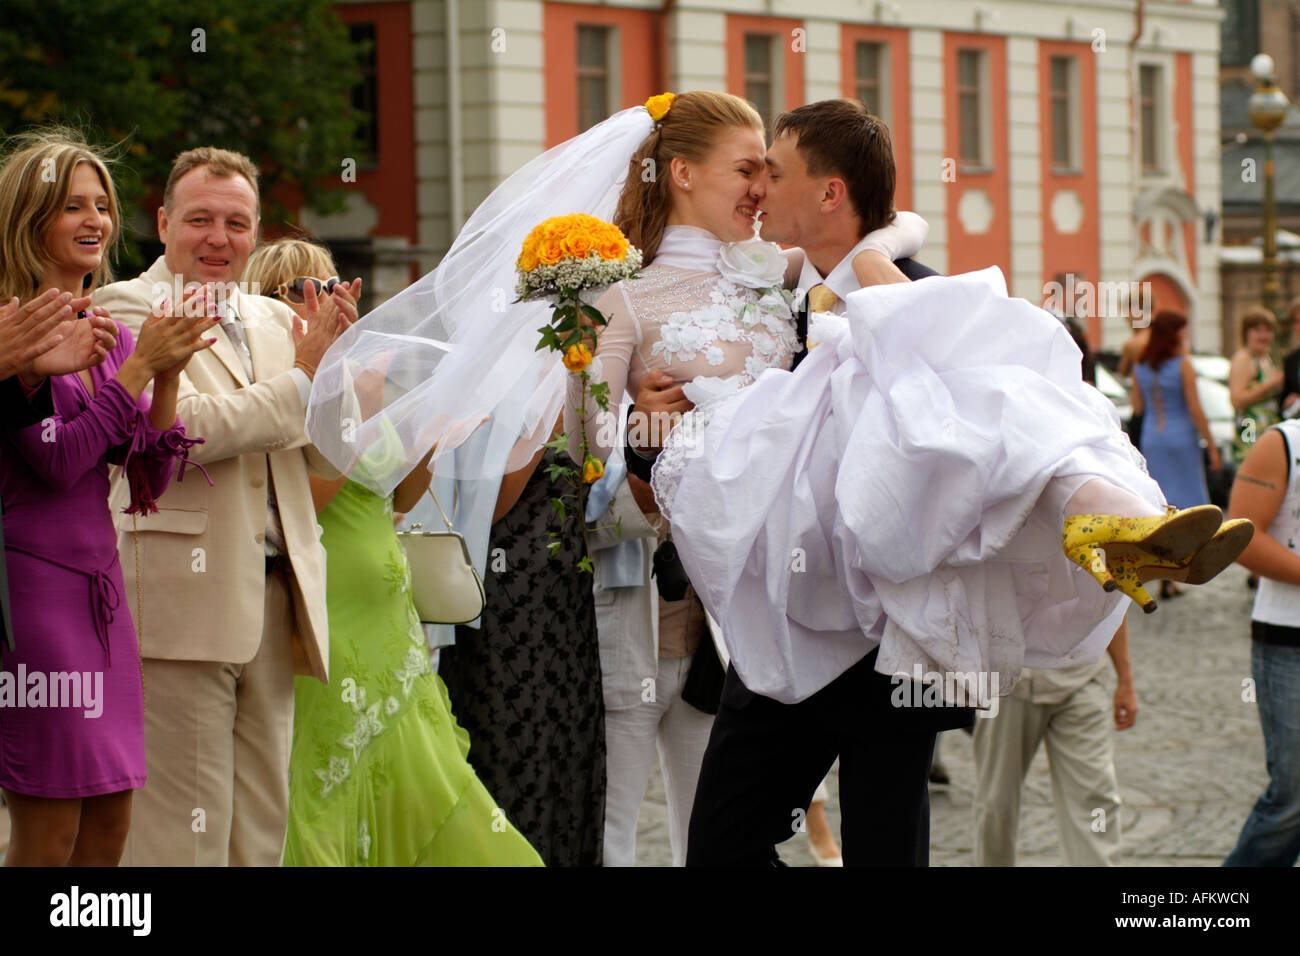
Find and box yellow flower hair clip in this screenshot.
[645,92,676,124]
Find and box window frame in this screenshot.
[1048,54,1080,173]
[348,21,379,171]
[1138,62,1165,176]
[956,47,991,171]
[575,23,618,134]
[743,31,783,133]
[853,40,891,124]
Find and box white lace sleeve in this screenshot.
[564,283,635,464]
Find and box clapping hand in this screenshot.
[2,291,117,382]
[133,298,219,379]
[291,277,361,346]
[293,278,360,377]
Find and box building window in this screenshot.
[349,23,379,167]
[854,41,888,119]
[957,48,987,167]
[744,33,779,131]
[577,25,614,133]
[1222,0,1260,69]
[1049,55,1078,171]
[1139,63,1163,174]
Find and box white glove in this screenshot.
[858,210,928,261]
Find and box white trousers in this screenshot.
[972,677,1122,866]
[603,653,715,866]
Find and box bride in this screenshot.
[307,91,1250,708]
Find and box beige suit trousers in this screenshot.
[971,676,1122,866]
[122,568,296,867]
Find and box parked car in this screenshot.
[1197,376,1237,509]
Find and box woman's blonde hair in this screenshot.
[613,91,765,265]
[242,237,337,300]
[0,129,121,302]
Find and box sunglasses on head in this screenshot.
[273,276,342,303]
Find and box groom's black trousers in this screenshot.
[686,649,974,866]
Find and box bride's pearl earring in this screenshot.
[681,181,691,190]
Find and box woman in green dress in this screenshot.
[1229,307,1283,467]
[246,240,542,866]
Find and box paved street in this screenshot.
[0,566,1272,865]
[632,566,1272,867]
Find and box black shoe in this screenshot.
[928,760,950,786]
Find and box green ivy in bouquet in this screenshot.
[515,213,644,572]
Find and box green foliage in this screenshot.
[0,0,365,270]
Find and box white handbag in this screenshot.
[397,489,486,625]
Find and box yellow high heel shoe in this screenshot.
[1065,544,1119,593]
[1062,504,1223,565]
[1106,518,1256,613]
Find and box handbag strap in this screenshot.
[425,486,455,534]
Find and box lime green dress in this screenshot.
[283,480,543,866]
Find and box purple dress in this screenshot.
[0,323,201,798]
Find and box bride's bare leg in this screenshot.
[1059,477,1164,521]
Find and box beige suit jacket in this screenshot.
[96,256,334,682]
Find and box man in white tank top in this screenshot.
[1222,419,1300,867]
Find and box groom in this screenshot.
[635,99,972,866]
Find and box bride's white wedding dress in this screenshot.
[651,265,1164,706]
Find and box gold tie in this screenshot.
[806,283,839,314]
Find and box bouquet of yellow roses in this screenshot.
[516,213,642,570]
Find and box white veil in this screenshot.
[306,106,656,495]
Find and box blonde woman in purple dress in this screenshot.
[0,133,215,866]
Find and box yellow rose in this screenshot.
[583,457,605,484]
[517,248,539,272]
[597,236,627,261]
[645,92,676,123]
[562,343,593,372]
[538,238,565,265]
[563,230,594,259]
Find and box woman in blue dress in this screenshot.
[1131,310,1221,597]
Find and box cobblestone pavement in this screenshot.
[0,568,1271,866]
[632,567,1272,867]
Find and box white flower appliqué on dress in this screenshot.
[646,274,798,387]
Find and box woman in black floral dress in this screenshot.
[440,446,605,866]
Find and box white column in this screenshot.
[1007,36,1043,302]
[909,28,947,275]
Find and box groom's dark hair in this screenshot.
[774,99,895,238]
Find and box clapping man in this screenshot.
[94,148,356,866]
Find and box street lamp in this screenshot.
[1248,53,1290,318]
